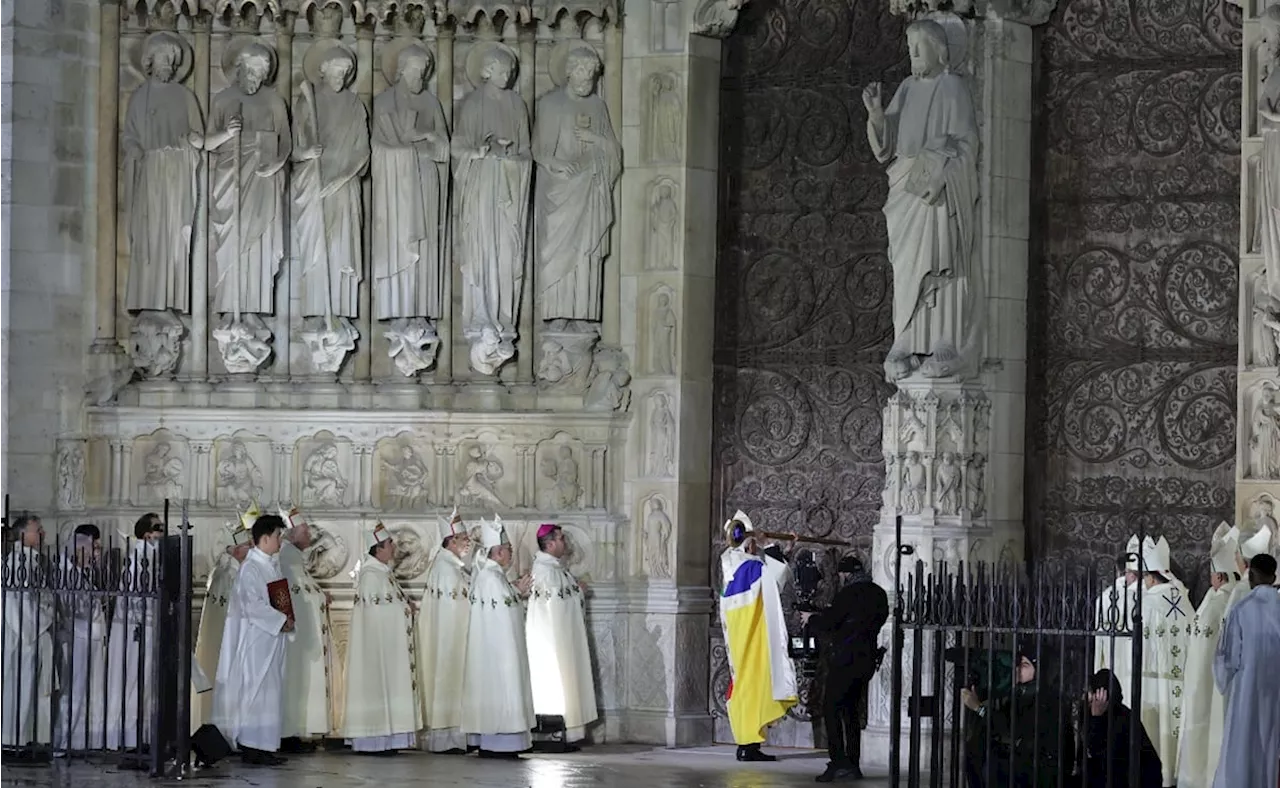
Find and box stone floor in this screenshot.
[0,746,892,787]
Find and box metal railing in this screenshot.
[1,497,194,777]
[889,516,1150,788]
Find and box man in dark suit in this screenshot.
[801,555,889,782]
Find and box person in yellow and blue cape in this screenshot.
[718,510,798,762]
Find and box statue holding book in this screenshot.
[864,18,983,382]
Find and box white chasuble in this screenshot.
[1094,574,1138,704]
[1139,578,1191,787]
[461,556,535,751]
[279,541,333,739]
[414,549,471,752]
[210,548,289,752]
[525,552,597,738]
[192,553,238,729]
[1177,581,1236,788]
[2,546,56,746]
[340,559,420,748]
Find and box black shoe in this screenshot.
[477,749,521,760]
[736,745,777,762]
[816,763,860,782]
[438,748,468,755]
[240,748,286,766]
[279,737,318,754]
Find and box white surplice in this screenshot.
[192,552,238,730]
[1138,577,1192,787]
[105,540,159,750]
[461,555,535,753]
[279,541,333,739]
[2,545,56,746]
[1094,574,1138,704]
[1212,585,1280,788]
[1176,580,1236,788]
[210,548,289,752]
[54,551,108,750]
[414,549,471,752]
[525,551,597,741]
[340,558,420,751]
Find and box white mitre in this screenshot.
[1140,535,1172,574]
[1210,523,1239,574]
[1124,533,1141,571]
[479,516,507,550]
[723,509,754,544]
[437,505,463,543]
[1241,525,1275,560]
[365,521,394,550]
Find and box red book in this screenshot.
[267,578,294,620]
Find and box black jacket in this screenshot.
[1078,702,1164,788]
[808,579,889,678]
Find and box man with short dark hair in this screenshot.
[211,514,293,766]
[2,513,55,747]
[106,514,166,750]
[1213,552,1280,788]
[801,555,888,782]
[55,523,108,751]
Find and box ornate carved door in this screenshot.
[710,0,905,744]
[1026,0,1240,588]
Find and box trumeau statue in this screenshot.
[293,40,368,374]
[123,33,205,378]
[1258,8,1280,300]
[533,43,621,326]
[208,38,291,374]
[864,18,982,382]
[372,40,450,377]
[453,42,532,376]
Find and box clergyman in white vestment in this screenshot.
[415,511,473,753]
[462,518,536,758]
[210,514,293,765]
[278,506,333,749]
[2,514,56,747]
[1176,524,1240,788]
[55,525,109,751]
[1094,536,1140,705]
[105,513,166,751]
[340,524,421,753]
[1227,525,1275,611]
[193,520,252,730]
[1212,553,1280,788]
[525,524,597,746]
[1136,535,1191,787]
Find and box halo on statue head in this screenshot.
[548,40,602,88]
[464,40,519,89]
[380,37,435,86]
[221,36,278,86]
[133,31,195,83]
[303,39,358,88]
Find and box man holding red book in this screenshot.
[210,513,295,766]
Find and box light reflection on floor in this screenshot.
[0,746,893,787]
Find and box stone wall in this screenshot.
[1026,0,1241,588]
[1,0,99,509]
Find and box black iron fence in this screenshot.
[888,531,1151,788]
[1,498,194,777]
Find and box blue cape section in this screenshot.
[723,558,763,597]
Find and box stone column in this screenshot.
[861,0,1050,766]
[595,0,737,748]
[92,0,123,356]
[272,15,295,382]
[434,25,456,383]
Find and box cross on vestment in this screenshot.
[1163,589,1187,620]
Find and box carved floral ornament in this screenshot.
[885,0,1057,25]
[119,0,619,29]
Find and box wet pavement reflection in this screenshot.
[0,746,892,787]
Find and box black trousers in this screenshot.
[823,670,867,768]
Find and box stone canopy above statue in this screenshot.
[110,0,634,407]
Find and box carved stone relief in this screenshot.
[646,178,679,271]
[1246,381,1280,480]
[56,440,87,511]
[646,72,684,164]
[305,520,350,580]
[642,493,673,579]
[377,437,431,510]
[134,434,188,504]
[455,442,509,509]
[647,287,678,376]
[127,311,186,378]
[536,435,583,510]
[1248,268,1280,367]
[389,524,431,579]
[584,345,633,411]
[214,436,267,507]
[537,321,599,390]
[646,390,677,478]
[298,435,352,508]
[651,0,683,51]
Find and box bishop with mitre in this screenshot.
[415,508,473,753]
[278,505,334,750]
[193,516,252,729]
[210,514,294,765]
[1227,524,1274,610]
[462,517,536,758]
[1176,523,1240,788]
[718,510,797,762]
[340,523,420,753]
[1136,535,1191,787]
[525,523,597,748]
[1094,535,1140,704]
